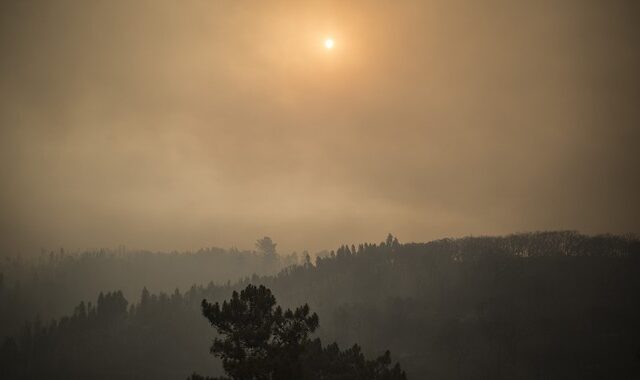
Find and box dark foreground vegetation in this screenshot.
[190,284,405,380]
[1,231,640,379]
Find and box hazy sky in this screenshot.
[1,0,639,255]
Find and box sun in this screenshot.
[324,38,334,49]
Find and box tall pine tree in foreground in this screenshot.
[190,284,406,380]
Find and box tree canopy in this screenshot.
[193,284,406,380]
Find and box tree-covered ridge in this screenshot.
[0,244,297,339]
[1,231,639,379]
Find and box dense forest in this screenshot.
[0,238,296,340]
[1,231,640,379]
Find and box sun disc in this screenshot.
[324,38,334,49]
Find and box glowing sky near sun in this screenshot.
[0,0,638,254]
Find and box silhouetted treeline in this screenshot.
[0,245,297,339]
[2,231,640,379]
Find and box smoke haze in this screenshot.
[1,0,639,254]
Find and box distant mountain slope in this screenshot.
[1,231,639,379]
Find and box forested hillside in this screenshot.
[0,241,295,340]
[1,231,639,379]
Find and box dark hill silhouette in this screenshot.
[1,231,639,379]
